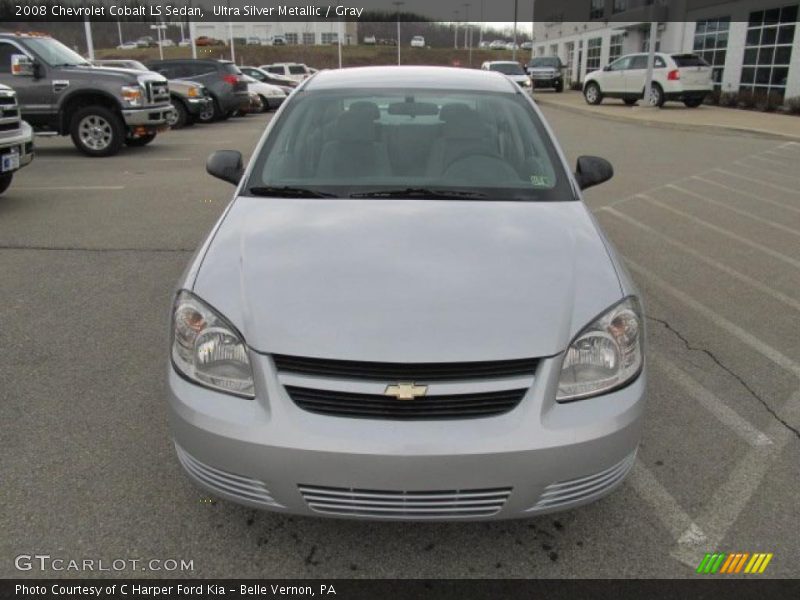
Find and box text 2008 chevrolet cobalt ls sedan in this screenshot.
[168,67,646,520]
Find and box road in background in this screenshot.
[1,107,798,577]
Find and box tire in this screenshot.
[0,173,12,196]
[623,98,638,106]
[644,83,665,108]
[554,80,564,93]
[258,95,271,112]
[683,97,703,108]
[196,101,215,124]
[125,133,156,147]
[167,99,188,129]
[584,82,603,105]
[214,101,230,121]
[70,105,125,157]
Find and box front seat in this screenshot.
[316,108,391,179]
[426,103,496,177]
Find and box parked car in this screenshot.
[270,35,286,46]
[259,62,312,83]
[489,40,508,50]
[410,36,425,48]
[481,61,531,89]
[136,36,157,48]
[171,66,644,521]
[363,35,377,45]
[240,75,287,111]
[195,36,225,47]
[238,66,296,94]
[0,33,173,156]
[505,42,520,51]
[246,37,263,46]
[94,59,214,129]
[0,84,34,195]
[159,39,175,48]
[147,59,249,122]
[583,52,713,108]
[116,41,138,50]
[178,39,192,48]
[527,56,565,92]
[521,42,533,50]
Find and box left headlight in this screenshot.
[556,296,644,402]
[171,290,255,398]
[121,84,144,107]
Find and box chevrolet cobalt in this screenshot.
[169,67,646,520]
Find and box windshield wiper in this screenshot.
[248,186,337,198]
[350,187,488,200]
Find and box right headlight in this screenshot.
[171,290,255,398]
[556,296,644,402]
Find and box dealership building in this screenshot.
[192,21,358,46]
[531,0,800,99]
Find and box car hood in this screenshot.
[192,197,623,363]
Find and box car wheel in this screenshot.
[584,82,603,105]
[125,133,156,147]
[197,101,215,123]
[70,106,125,157]
[554,80,564,93]
[258,95,271,112]
[167,100,188,129]
[645,83,665,108]
[0,173,12,196]
[623,98,638,106]
[683,97,704,108]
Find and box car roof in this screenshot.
[305,66,518,92]
[485,61,521,65]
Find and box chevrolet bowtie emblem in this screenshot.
[384,382,428,400]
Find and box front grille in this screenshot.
[527,451,636,513]
[175,444,282,508]
[286,386,526,419]
[0,121,19,132]
[146,80,170,104]
[0,95,15,106]
[273,354,539,381]
[299,484,512,519]
[0,92,20,138]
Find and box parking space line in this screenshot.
[32,158,192,162]
[624,258,800,376]
[716,168,800,197]
[763,148,800,161]
[637,194,800,271]
[627,459,706,543]
[692,176,800,215]
[672,390,800,568]
[601,208,800,312]
[746,154,800,173]
[667,184,800,237]
[12,185,125,191]
[653,352,773,448]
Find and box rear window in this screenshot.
[672,54,709,67]
[489,63,525,75]
[220,63,242,74]
[289,65,307,75]
[246,87,572,202]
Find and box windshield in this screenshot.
[25,37,89,67]
[488,63,525,75]
[529,57,560,68]
[246,88,571,202]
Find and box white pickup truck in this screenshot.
[0,84,34,195]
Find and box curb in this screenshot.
[532,94,800,142]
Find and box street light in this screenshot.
[150,23,167,60]
[462,3,470,50]
[392,1,404,66]
[512,0,518,62]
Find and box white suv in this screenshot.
[583,53,713,108]
[260,62,312,83]
[410,36,425,48]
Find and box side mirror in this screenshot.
[206,150,243,185]
[11,54,34,77]
[575,156,613,190]
[603,64,612,72]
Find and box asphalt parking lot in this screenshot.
[1,105,798,578]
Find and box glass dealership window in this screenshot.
[586,37,602,72]
[321,32,339,44]
[740,4,797,99]
[285,33,298,45]
[590,0,604,20]
[609,34,624,63]
[693,17,730,90]
[302,32,315,45]
[613,0,627,13]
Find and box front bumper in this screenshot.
[168,352,646,521]
[183,97,213,116]
[0,120,34,174]
[122,104,175,127]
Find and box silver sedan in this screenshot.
[168,66,646,520]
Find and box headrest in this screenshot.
[439,103,483,139]
[333,109,377,142]
[347,101,380,121]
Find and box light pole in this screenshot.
[151,23,167,60]
[453,12,459,49]
[512,0,518,62]
[643,21,658,106]
[83,17,94,61]
[463,4,470,49]
[479,0,484,47]
[116,19,123,47]
[392,1,404,66]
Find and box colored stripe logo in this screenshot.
[696,552,773,574]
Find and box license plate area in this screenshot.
[1,146,19,173]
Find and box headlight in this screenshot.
[187,87,199,98]
[522,79,531,87]
[171,290,254,398]
[556,296,643,402]
[121,85,144,107]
